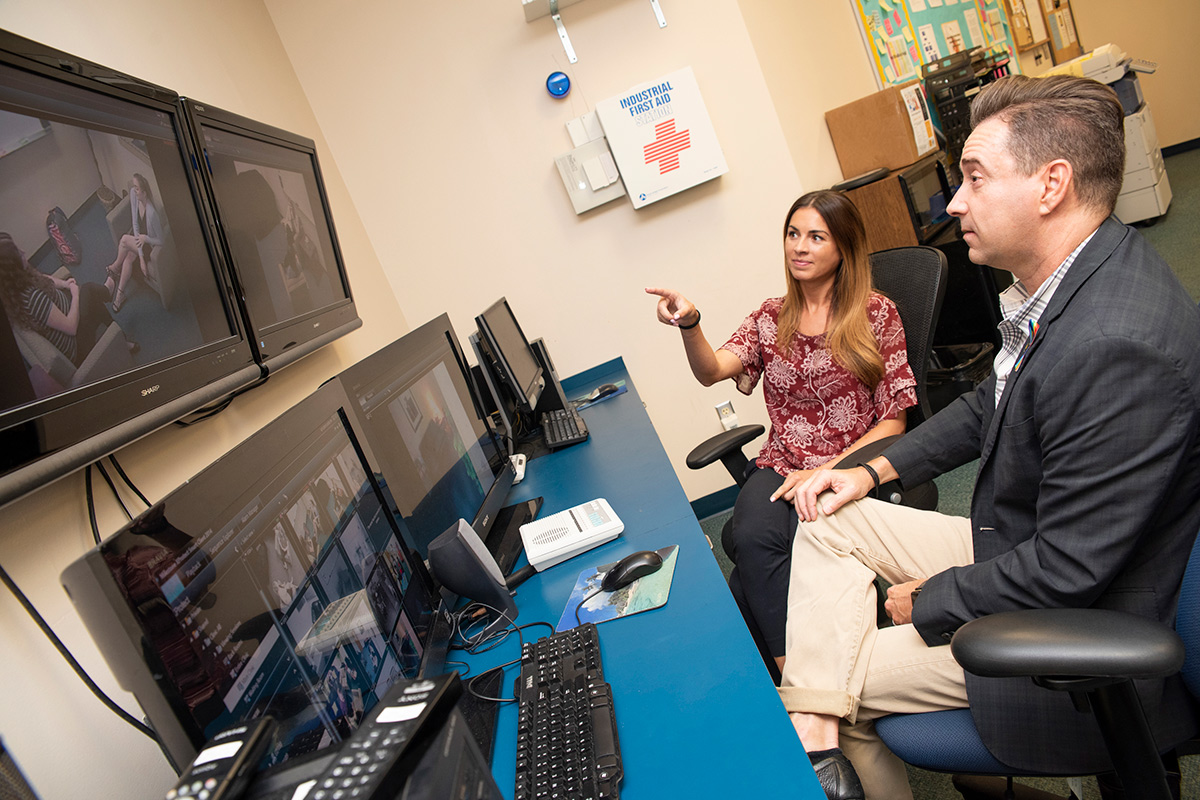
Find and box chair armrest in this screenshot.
[832,435,903,470]
[950,609,1184,681]
[681,424,763,489]
[686,425,765,470]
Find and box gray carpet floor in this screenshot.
[696,146,1200,799]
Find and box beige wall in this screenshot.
[0,2,403,798]
[262,0,820,510]
[1067,0,1199,148]
[737,0,883,187]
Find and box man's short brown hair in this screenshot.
[970,74,1125,214]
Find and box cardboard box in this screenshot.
[825,81,937,179]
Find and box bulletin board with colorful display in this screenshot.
[852,0,1020,87]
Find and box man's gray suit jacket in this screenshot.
[887,216,1200,773]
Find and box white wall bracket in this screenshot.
[650,0,667,28]
[523,0,666,63]
[551,1,578,64]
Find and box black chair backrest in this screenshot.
[868,246,949,429]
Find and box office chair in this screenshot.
[686,245,949,508]
[873,526,1200,800]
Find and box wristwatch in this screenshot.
[910,583,925,604]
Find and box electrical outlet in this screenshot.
[715,400,739,431]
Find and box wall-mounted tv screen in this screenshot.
[181,99,361,374]
[0,29,260,508]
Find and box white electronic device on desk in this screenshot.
[520,498,623,571]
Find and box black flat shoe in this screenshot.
[811,751,865,800]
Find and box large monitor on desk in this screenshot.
[470,297,572,453]
[61,380,450,775]
[335,313,515,561]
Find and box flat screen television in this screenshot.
[0,29,260,508]
[470,297,545,448]
[181,99,361,374]
[61,379,448,777]
[335,313,515,561]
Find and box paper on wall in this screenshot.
[887,35,917,80]
[900,83,938,159]
[963,9,984,47]
[595,66,728,210]
[942,19,966,53]
[919,24,942,62]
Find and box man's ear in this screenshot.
[1038,159,1073,215]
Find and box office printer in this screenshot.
[1043,43,1170,224]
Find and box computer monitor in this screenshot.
[61,380,446,774]
[470,298,546,449]
[181,99,362,374]
[0,29,260,509]
[336,314,515,562]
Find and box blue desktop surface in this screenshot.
[468,357,821,798]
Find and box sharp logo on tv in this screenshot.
[141,384,161,397]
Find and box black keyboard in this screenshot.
[540,407,589,449]
[514,623,622,800]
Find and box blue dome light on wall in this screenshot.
[546,71,571,98]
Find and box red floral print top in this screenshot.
[720,293,917,476]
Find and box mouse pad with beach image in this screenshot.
[557,544,678,631]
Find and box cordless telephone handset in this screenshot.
[308,672,463,800]
[165,716,277,800]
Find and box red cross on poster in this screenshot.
[596,66,728,209]
[644,120,691,174]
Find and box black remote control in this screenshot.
[165,716,276,800]
[309,673,463,800]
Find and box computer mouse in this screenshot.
[601,550,664,592]
[589,383,619,401]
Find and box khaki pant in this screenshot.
[778,498,975,800]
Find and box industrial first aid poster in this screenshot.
[595,66,729,210]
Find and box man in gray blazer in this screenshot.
[778,74,1200,800]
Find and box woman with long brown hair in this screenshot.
[1,232,132,369]
[646,190,915,677]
